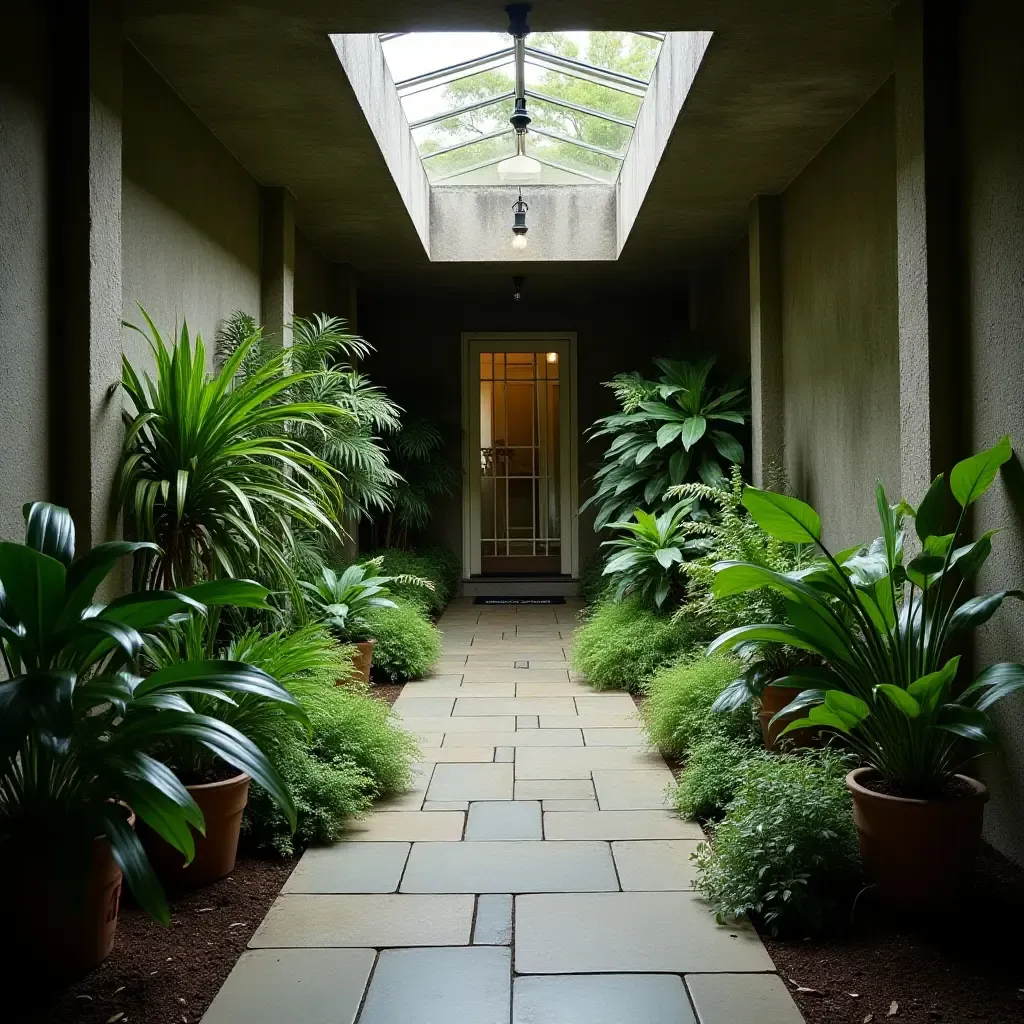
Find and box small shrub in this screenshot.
[694,749,860,935]
[365,598,443,681]
[571,598,710,691]
[674,736,761,821]
[361,546,459,616]
[642,653,755,755]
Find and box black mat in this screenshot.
[472,596,566,605]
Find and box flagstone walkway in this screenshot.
[202,599,805,1023]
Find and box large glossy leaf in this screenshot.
[958,662,1024,712]
[23,502,75,565]
[936,704,997,745]
[179,579,271,609]
[99,589,206,630]
[915,474,947,542]
[824,689,870,726]
[875,683,921,717]
[63,540,159,621]
[100,804,169,925]
[741,488,821,544]
[0,543,66,664]
[709,429,744,463]
[680,416,707,451]
[906,656,960,712]
[948,591,1023,634]
[708,622,826,657]
[947,530,999,579]
[0,670,75,761]
[949,435,1012,507]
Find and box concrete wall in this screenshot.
[294,229,331,320]
[959,0,1024,862]
[360,285,723,572]
[121,45,261,363]
[779,81,899,546]
[0,6,51,539]
[690,236,751,377]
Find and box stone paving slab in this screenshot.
[466,800,542,840]
[517,714,539,728]
[250,894,474,948]
[376,763,433,811]
[453,696,578,716]
[282,842,409,893]
[686,973,805,1023]
[463,669,572,684]
[200,948,375,1024]
[543,799,600,812]
[544,810,703,840]
[539,714,640,729]
[359,947,511,1024]
[512,974,695,1024]
[443,729,583,748]
[611,840,702,890]
[391,695,456,717]
[400,840,618,893]
[473,893,513,945]
[516,680,595,696]
[399,715,516,733]
[397,680,465,696]
[574,694,639,714]
[415,747,497,763]
[514,892,775,973]
[458,681,516,696]
[423,800,469,811]
[426,762,513,801]
[515,746,668,779]
[582,728,650,747]
[515,779,595,800]
[342,811,464,842]
[592,769,675,810]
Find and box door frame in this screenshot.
[461,331,579,580]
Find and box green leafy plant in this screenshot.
[216,312,402,528]
[571,598,711,692]
[602,501,712,608]
[0,502,300,923]
[581,357,748,531]
[674,735,761,821]
[363,598,443,682]
[641,653,756,755]
[360,546,458,617]
[119,310,343,590]
[302,558,433,643]
[709,437,1024,797]
[694,749,860,935]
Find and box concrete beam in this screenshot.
[50,0,124,549]
[260,186,295,348]
[748,194,784,487]
[895,0,962,500]
[327,263,359,335]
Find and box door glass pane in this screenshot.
[479,350,561,574]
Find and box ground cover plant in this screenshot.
[364,598,443,682]
[362,545,459,616]
[673,735,763,821]
[694,748,861,935]
[572,597,711,691]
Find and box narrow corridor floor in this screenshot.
[202,599,805,1023]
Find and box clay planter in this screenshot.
[349,639,375,685]
[758,683,816,750]
[17,817,133,973]
[144,773,250,888]
[846,766,989,910]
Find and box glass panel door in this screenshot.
[478,350,561,574]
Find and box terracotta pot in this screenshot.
[143,772,250,888]
[846,767,989,910]
[16,817,133,973]
[758,684,816,750]
[349,639,375,685]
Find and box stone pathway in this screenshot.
[203,599,805,1023]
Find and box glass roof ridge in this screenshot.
[380,29,665,185]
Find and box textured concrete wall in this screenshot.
[959,0,1024,863]
[689,236,750,377]
[359,287,707,571]
[121,45,260,363]
[430,187,617,263]
[780,81,899,546]
[294,229,331,320]
[0,6,50,539]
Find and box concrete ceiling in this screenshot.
[125,1,895,289]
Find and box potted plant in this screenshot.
[302,558,433,683]
[141,612,309,887]
[707,437,1024,909]
[0,503,302,970]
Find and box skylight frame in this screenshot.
[380,30,665,185]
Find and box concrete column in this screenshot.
[260,186,295,347]
[327,262,359,335]
[895,0,962,500]
[50,0,124,548]
[748,194,784,487]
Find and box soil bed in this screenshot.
[13,854,295,1024]
[763,844,1024,1024]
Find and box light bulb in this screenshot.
[511,233,528,251]
[546,351,558,363]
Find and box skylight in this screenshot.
[380,31,665,185]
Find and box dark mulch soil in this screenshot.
[763,844,1024,1023]
[13,854,295,1024]
[372,681,404,706]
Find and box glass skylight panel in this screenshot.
[380,30,664,185]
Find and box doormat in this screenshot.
[473,596,566,605]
